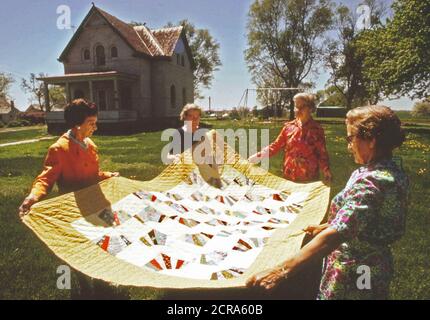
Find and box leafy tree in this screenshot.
[229,108,241,120]
[49,86,66,110]
[245,0,334,119]
[325,5,365,109]
[325,1,388,109]
[317,86,347,107]
[252,106,259,118]
[0,72,14,99]
[412,100,430,118]
[357,0,430,100]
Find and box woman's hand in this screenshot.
[323,170,332,185]
[247,153,260,164]
[246,265,291,290]
[18,194,38,219]
[303,223,328,237]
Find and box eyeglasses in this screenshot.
[345,135,357,144]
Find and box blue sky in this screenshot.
[0,0,417,111]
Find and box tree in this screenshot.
[317,86,347,107]
[252,106,259,118]
[357,0,430,100]
[325,1,388,109]
[21,73,46,110]
[325,5,365,109]
[21,73,66,111]
[49,86,66,110]
[229,108,241,120]
[254,73,290,111]
[170,20,221,100]
[411,100,430,118]
[0,72,14,99]
[245,0,334,119]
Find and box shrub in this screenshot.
[412,100,430,118]
[7,119,31,128]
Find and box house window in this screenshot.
[170,85,176,109]
[181,55,185,67]
[95,45,106,66]
[97,90,107,110]
[74,89,84,99]
[83,49,90,61]
[111,46,118,58]
[182,88,187,106]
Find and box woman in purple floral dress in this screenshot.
[247,105,409,300]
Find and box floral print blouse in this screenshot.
[260,118,330,182]
[318,158,409,300]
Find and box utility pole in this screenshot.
[208,96,211,112]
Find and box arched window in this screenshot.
[170,85,176,109]
[83,49,90,61]
[95,45,105,66]
[111,46,118,58]
[74,89,84,99]
[182,88,187,106]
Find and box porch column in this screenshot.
[89,80,94,102]
[113,78,120,110]
[65,82,71,103]
[44,82,50,112]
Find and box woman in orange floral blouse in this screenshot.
[248,93,332,183]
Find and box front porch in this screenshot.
[38,71,139,124]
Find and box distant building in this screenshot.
[38,4,194,133]
[316,105,347,118]
[19,104,46,124]
[0,98,20,124]
[24,104,44,113]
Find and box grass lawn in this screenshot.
[0,119,429,299]
[0,126,53,145]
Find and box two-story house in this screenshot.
[40,4,194,133]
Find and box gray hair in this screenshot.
[293,92,316,112]
[180,103,202,121]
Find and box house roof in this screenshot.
[25,104,43,113]
[58,5,194,67]
[151,27,183,56]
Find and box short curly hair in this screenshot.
[346,105,405,156]
[64,99,97,128]
[293,93,316,112]
[180,103,202,121]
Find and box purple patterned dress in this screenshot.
[318,159,409,300]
